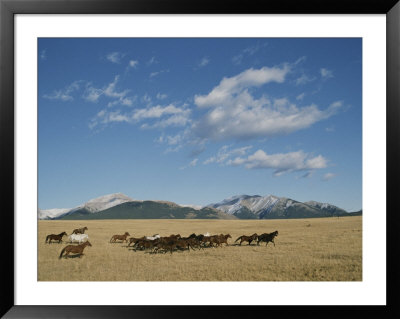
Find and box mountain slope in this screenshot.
[39,193,135,220]
[208,195,354,219]
[58,200,236,220]
[39,192,359,220]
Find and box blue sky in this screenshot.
[38,38,362,211]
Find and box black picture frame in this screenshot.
[1,0,399,318]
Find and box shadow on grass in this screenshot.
[60,254,85,259]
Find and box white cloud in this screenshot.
[322,172,335,181]
[180,158,198,170]
[147,56,158,65]
[106,52,124,64]
[83,76,136,108]
[193,95,343,142]
[154,114,191,128]
[296,93,306,101]
[150,69,169,78]
[142,94,152,104]
[197,57,210,68]
[43,81,82,101]
[194,65,290,108]
[190,158,198,166]
[156,93,167,100]
[204,145,252,165]
[132,104,188,121]
[228,149,328,176]
[191,66,343,142]
[89,109,130,129]
[325,126,335,132]
[232,42,267,65]
[320,68,334,79]
[107,96,136,107]
[166,134,183,145]
[128,60,139,68]
[83,85,103,102]
[295,74,315,85]
[89,103,190,130]
[40,49,47,60]
[103,75,129,98]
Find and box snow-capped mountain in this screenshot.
[82,193,134,212]
[207,194,349,219]
[207,195,279,216]
[38,208,71,220]
[38,192,356,220]
[38,193,135,220]
[304,201,347,215]
[38,193,233,220]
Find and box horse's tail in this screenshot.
[59,247,66,259]
[235,236,242,243]
[110,236,114,243]
[45,235,49,243]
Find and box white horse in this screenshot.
[69,233,89,244]
[145,234,160,241]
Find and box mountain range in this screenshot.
[38,193,361,220]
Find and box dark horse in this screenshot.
[72,226,88,234]
[110,232,130,243]
[234,233,258,245]
[257,231,278,247]
[127,236,146,247]
[45,232,67,244]
[59,241,92,259]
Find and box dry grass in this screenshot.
[38,216,362,281]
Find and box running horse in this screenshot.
[45,232,67,244]
[218,234,232,246]
[110,232,130,243]
[234,233,258,245]
[72,226,88,235]
[59,241,92,259]
[257,231,278,247]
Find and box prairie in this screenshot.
[38,216,362,281]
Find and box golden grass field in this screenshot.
[38,216,362,281]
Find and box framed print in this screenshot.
[1,0,399,318]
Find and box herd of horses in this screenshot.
[45,226,279,258]
[120,230,278,254]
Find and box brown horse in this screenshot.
[110,232,130,243]
[217,234,232,246]
[257,231,278,246]
[235,233,258,245]
[127,236,146,247]
[45,232,67,244]
[59,241,92,259]
[208,235,221,247]
[72,226,88,235]
[200,235,217,247]
[167,234,181,241]
[156,240,178,254]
